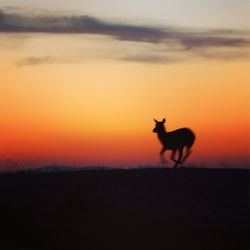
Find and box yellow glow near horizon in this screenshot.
[0,33,249,168]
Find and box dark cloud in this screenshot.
[121,54,181,64]
[0,10,165,43]
[17,56,53,67]
[1,9,249,64]
[0,9,249,49]
[179,35,249,50]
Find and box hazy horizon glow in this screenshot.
[0,1,249,170]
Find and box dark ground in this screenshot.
[0,168,249,250]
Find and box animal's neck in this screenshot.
[157,128,167,143]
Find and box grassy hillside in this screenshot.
[0,168,249,250]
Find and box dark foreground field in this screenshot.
[0,168,249,250]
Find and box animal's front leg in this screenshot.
[170,149,178,163]
[174,148,183,168]
[160,147,167,165]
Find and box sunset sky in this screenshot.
[0,0,249,170]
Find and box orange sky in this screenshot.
[0,5,249,170]
[1,55,249,169]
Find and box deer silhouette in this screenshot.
[153,118,195,168]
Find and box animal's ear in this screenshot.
[162,118,166,123]
[154,119,158,123]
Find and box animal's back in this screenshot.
[166,128,195,149]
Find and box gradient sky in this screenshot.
[0,1,249,170]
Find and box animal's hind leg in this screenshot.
[174,148,183,168]
[181,147,192,164]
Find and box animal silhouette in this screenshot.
[153,118,195,168]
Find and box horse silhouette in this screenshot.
[153,118,195,168]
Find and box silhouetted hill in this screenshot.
[27,165,116,173]
[0,168,249,250]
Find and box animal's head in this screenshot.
[153,118,166,133]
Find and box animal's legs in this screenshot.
[170,150,177,163]
[160,147,167,165]
[174,148,183,168]
[180,147,192,164]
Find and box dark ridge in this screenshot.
[0,168,248,250]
